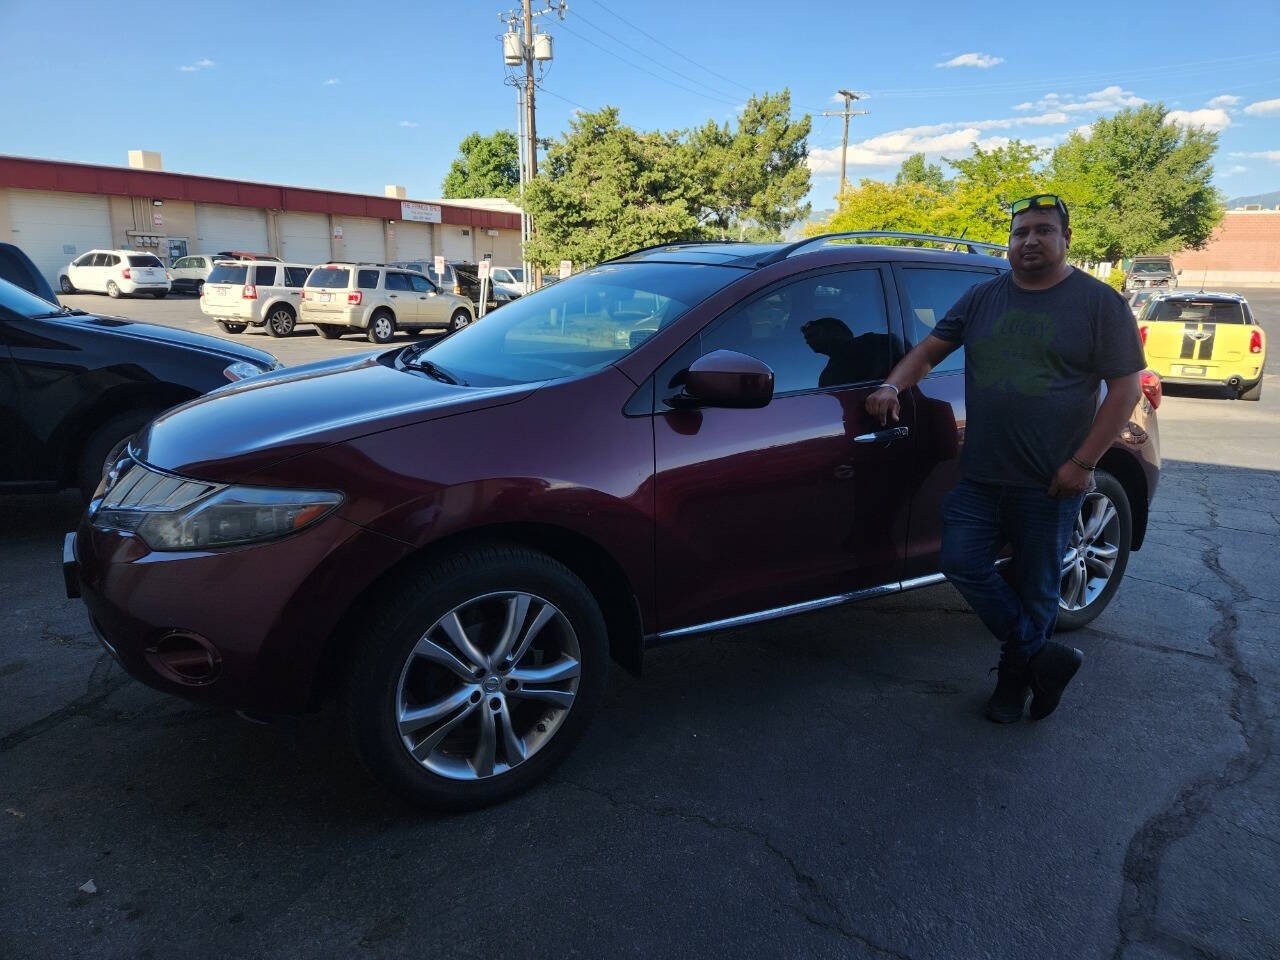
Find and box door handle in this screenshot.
[853,426,910,443]
[389,294,398,299]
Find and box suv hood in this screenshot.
[65,312,278,367]
[136,350,537,481]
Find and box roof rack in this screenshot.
[603,239,746,264]
[755,231,1008,266]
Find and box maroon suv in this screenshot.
[67,236,1160,810]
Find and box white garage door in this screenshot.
[6,189,113,287]
[395,221,433,261]
[196,204,269,255]
[280,212,331,265]
[442,226,472,262]
[341,217,385,263]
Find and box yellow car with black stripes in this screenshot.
[1137,292,1266,401]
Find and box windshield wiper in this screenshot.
[405,356,467,385]
[30,306,86,318]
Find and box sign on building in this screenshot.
[401,201,442,224]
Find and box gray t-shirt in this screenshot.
[932,268,1146,488]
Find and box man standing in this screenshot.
[865,195,1145,723]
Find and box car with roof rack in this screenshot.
[66,231,1159,811]
[299,262,475,343]
[1136,290,1266,400]
[199,260,315,337]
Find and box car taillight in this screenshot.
[1140,370,1162,410]
[299,290,306,301]
[121,267,131,280]
[243,284,257,300]
[1250,329,1263,354]
[1139,325,1149,346]
[348,291,362,305]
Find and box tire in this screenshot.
[449,308,473,333]
[315,324,344,340]
[343,544,609,811]
[77,407,163,501]
[367,311,396,344]
[265,305,297,338]
[196,281,205,296]
[1239,379,1262,402]
[1057,469,1132,631]
[106,281,121,299]
[216,320,248,334]
[60,276,75,294]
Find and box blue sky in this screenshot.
[2,0,1278,208]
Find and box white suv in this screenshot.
[169,254,222,295]
[200,260,313,337]
[488,265,527,299]
[300,263,474,343]
[61,250,171,298]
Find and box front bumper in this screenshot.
[68,513,411,713]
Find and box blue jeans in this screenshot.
[939,480,1084,666]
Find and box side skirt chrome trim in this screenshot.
[649,571,951,644]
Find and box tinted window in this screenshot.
[307,267,350,288]
[492,269,512,283]
[385,272,411,292]
[254,265,278,285]
[898,268,996,374]
[74,253,97,267]
[413,263,742,387]
[1148,299,1247,324]
[208,265,249,284]
[105,255,120,267]
[0,277,61,318]
[284,267,310,287]
[91,254,110,267]
[128,255,163,267]
[700,269,890,395]
[409,274,435,293]
[358,269,380,289]
[510,268,524,282]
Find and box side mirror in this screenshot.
[676,349,774,409]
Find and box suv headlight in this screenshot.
[93,460,342,551]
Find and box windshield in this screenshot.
[1132,261,1172,274]
[208,265,248,284]
[307,267,350,288]
[509,268,524,282]
[1147,299,1247,324]
[0,276,62,317]
[407,262,743,386]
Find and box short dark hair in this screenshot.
[1011,201,1069,232]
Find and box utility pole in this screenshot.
[500,0,565,289]
[822,89,869,197]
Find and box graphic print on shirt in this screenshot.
[967,308,1058,397]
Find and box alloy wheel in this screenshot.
[394,591,581,781]
[1060,491,1121,612]
[268,308,295,337]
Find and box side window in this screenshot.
[385,272,411,292]
[284,267,310,287]
[254,265,278,285]
[699,269,891,395]
[105,255,120,267]
[73,253,94,267]
[897,267,996,374]
[409,274,436,294]
[91,253,109,267]
[357,269,379,289]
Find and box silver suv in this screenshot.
[200,260,313,337]
[300,264,475,343]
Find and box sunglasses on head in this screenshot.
[1010,194,1068,218]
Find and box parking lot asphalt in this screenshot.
[2,288,1278,959]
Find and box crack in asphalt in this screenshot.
[0,652,130,754]
[1082,626,1217,664]
[551,777,918,960]
[1110,481,1273,960]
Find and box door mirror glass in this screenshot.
[679,350,774,409]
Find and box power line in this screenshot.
[583,0,757,96]
[537,85,594,112]
[554,19,742,107]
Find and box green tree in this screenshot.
[895,153,947,192]
[441,130,520,199]
[1048,104,1224,262]
[522,107,700,267]
[808,178,946,240]
[943,141,1045,242]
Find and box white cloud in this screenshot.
[1013,102,1034,111]
[179,57,214,72]
[1243,98,1280,116]
[937,52,1003,69]
[323,78,341,86]
[1220,165,1248,176]
[1166,108,1232,132]
[1207,95,1241,109]
[1022,86,1145,114]
[398,120,418,128]
[1231,150,1280,162]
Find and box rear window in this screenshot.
[254,265,278,285]
[307,267,350,288]
[358,269,379,289]
[128,255,164,267]
[208,265,248,284]
[1147,299,1247,324]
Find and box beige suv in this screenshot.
[300,263,475,343]
[200,260,314,337]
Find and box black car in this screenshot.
[449,261,510,312]
[0,276,281,498]
[0,242,60,303]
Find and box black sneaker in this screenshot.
[1028,642,1084,721]
[985,663,1031,724]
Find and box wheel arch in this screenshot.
[1098,449,1148,550]
[56,382,199,487]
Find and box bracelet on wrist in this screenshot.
[1070,455,1096,471]
[881,382,900,396]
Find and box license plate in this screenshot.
[318,293,333,302]
[213,286,229,297]
[1179,365,1206,376]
